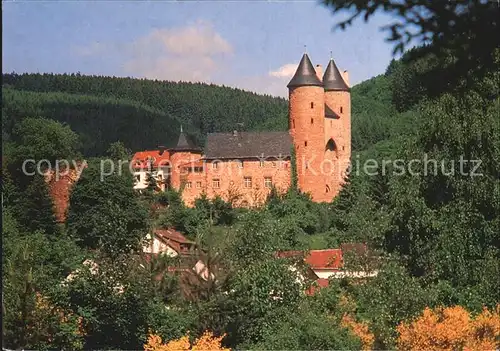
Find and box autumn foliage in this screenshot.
[397,305,500,351]
[341,313,375,351]
[144,331,230,351]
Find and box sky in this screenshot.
[3,1,400,98]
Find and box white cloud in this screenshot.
[269,63,297,78]
[124,20,232,82]
[73,23,297,97]
[75,20,232,82]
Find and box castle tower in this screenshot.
[323,55,351,198]
[287,53,327,201]
[169,126,202,190]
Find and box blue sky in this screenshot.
[3,1,399,97]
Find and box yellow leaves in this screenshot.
[341,313,375,351]
[144,331,229,351]
[192,331,230,351]
[396,305,500,351]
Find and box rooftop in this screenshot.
[204,131,292,159]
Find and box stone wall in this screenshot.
[44,167,82,223]
[180,159,291,207]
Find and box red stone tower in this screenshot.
[288,52,351,202]
[323,56,351,198]
[169,126,202,190]
[288,53,327,202]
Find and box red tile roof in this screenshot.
[153,228,195,254]
[132,150,170,169]
[277,249,343,270]
[305,249,343,270]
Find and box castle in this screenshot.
[132,52,351,206]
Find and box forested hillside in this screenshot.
[2,1,499,349]
[2,74,288,155]
[2,67,413,156]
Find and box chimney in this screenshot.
[342,70,349,87]
[315,64,323,81]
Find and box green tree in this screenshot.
[67,160,148,257]
[322,0,499,95]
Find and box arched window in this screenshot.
[304,141,307,147]
[311,118,314,124]
[340,107,343,113]
[325,138,336,152]
[325,138,338,159]
[311,102,314,109]
[326,185,330,193]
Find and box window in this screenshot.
[271,161,276,168]
[186,181,192,189]
[212,179,220,188]
[342,146,345,151]
[264,177,272,188]
[260,160,264,167]
[236,160,243,168]
[326,184,331,193]
[292,120,295,128]
[212,161,219,170]
[305,141,307,147]
[310,102,314,109]
[196,181,202,188]
[244,177,252,188]
[331,121,333,127]
[340,107,343,113]
[311,118,314,124]
[305,161,309,169]
[194,167,203,173]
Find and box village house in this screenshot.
[278,244,378,295]
[132,52,352,207]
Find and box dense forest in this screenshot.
[2,1,499,350]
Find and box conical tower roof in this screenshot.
[323,57,349,91]
[169,126,201,152]
[287,53,323,88]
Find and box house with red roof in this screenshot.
[143,228,196,257]
[132,149,172,192]
[278,244,378,295]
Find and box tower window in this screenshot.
[305,141,307,147]
[311,118,314,124]
[340,107,343,113]
[310,102,314,109]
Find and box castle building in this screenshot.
[132,52,351,206]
